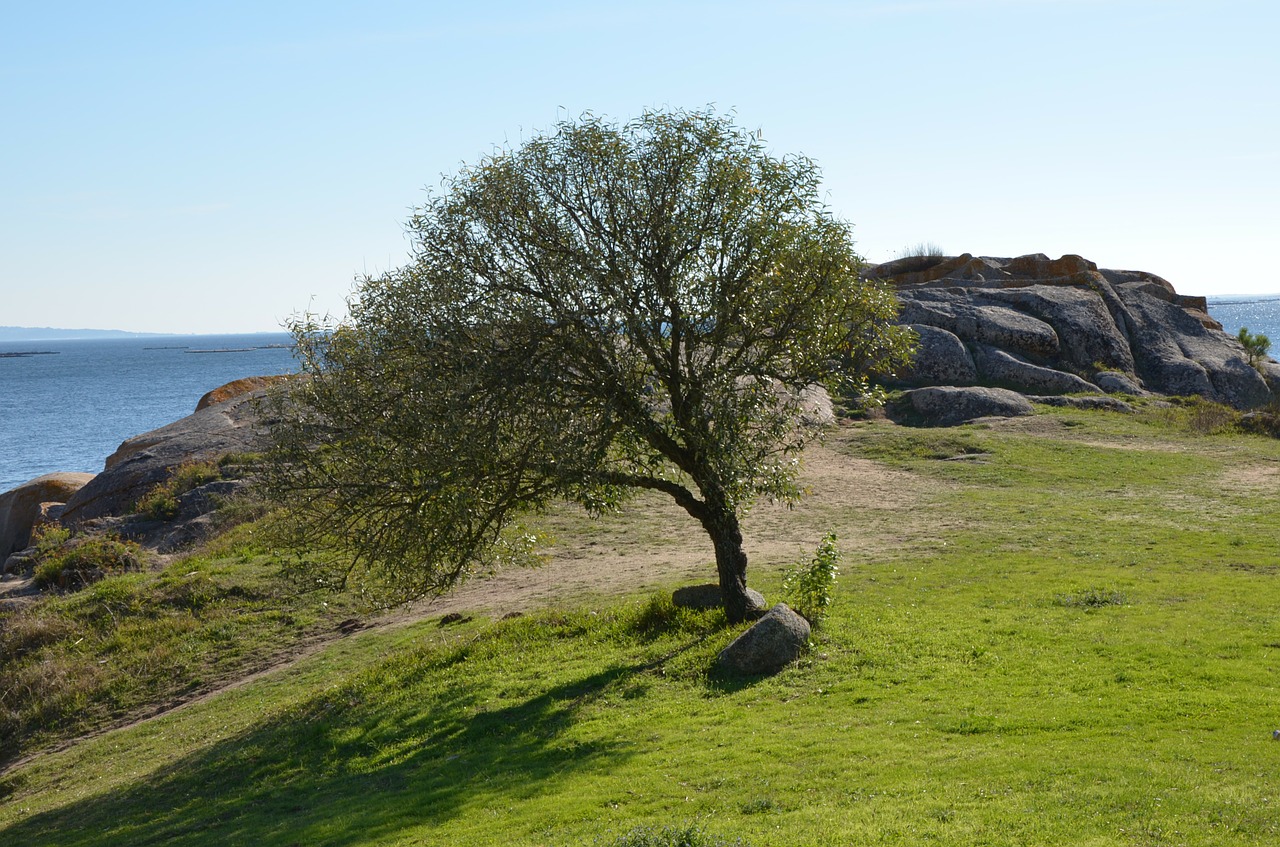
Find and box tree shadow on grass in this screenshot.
[1,659,641,847]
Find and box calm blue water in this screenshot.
[1207,296,1280,342]
[0,334,296,493]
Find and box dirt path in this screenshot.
[406,427,939,618]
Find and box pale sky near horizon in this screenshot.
[2,0,1276,334]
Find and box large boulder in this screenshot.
[195,375,292,412]
[0,473,95,557]
[715,603,811,676]
[61,389,271,524]
[872,253,1273,410]
[978,285,1135,374]
[1111,282,1272,409]
[672,583,767,613]
[898,324,977,386]
[902,386,1035,426]
[970,344,1099,395]
[897,293,1061,361]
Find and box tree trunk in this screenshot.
[705,508,757,623]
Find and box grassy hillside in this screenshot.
[3,404,1280,845]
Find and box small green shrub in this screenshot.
[134,461,222,520]
[1238,405,1280,438]
[30,524,71,557]
[740,797,781,814]
[1237,326,1271,370]
[626,593,715,639]
[32,535,143,590]
[782,532,840,626]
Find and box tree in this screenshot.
[1237,326,1271,370]
[266,108,914,622]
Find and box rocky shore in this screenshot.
[870,252,1277,424]
[0,376,289,602]
[2,253,1275,584]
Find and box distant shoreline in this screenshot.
[0,327,290,343]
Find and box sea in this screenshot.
[1,297,1279,495]
[0,333,297,493]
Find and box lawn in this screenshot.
[2,405,1278,845]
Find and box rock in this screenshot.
[870,253,1273,409]
[3,546,37,576]
[715,603,811,676]
[672,583,767,612]
[61,391,271,525]
[36,501,67,524]
[0,472,95,558]
[901,386,1036,426]
[898,325,977,386]
[794,384,835,427]
[1028,395,1136,413]
[195,375,292,412]
[176,480,250,521]
[1094,371,1147,395]
[970,344,1099,395]
[978,285,1135,374]
[1261,362,1280,395]
[1113,284,1272,409]
[897,293,1061,361]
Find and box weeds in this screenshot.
[894,241,947,260]
[1053,588,1129,609]
[31,535,142,590]
[600,824,748,846]
[133,460,222,520]
[1157,396,1239,436]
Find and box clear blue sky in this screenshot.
[3,0,1276,334]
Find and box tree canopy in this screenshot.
[266,108,914,622]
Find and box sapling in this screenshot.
[782,532,840,626]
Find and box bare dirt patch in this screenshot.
[412,429,941,619]
[1215,462,1280,494]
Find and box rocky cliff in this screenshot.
[868,252,1276,411]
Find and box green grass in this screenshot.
[4,407,1280,845]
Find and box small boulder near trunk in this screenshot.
[672,583,766,613]
[715,603,811,676]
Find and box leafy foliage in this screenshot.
[781,532,841,625]
[265,108,912,619]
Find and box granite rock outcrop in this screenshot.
[0,472,95,559]
[870,253,1271,412]
[60,389,272,525]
